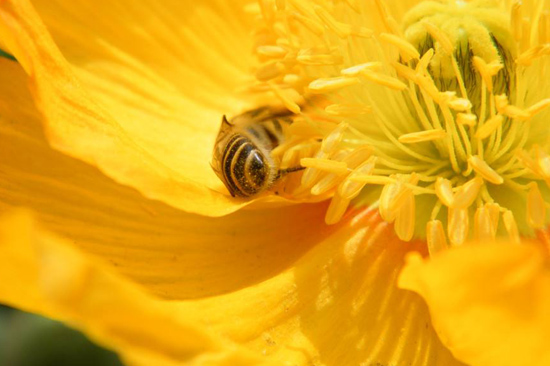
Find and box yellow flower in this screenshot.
[0,0,549,366]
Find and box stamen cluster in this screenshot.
[247,0,550,251]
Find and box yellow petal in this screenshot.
[0,57,329,299]
[173,210,464,366]
[0,0,280,217]
[399,242,550,366]
[0,205,465,366]
[0,210,273,366]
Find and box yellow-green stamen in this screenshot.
[247,0,550,247]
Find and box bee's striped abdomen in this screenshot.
[222,134,272,197]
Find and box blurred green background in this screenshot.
[0,305,123,366]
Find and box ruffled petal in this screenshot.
[0,0,280,217]
[0,57,328,299]
[0,210,274,366]
[171,210,466,366]
[399,241,550,366]
[0,65,462,360]
[0,205,465,366]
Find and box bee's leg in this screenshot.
[276,166,305,179]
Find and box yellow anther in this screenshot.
[527,182,546,229]
[256,61,285,81]
[415,74,440,102]
[341,62,382,76]
[283,74,302,85]
[257,45,288,58]
[344,0,360,13]
[387,174,418,213]
[286,120,319,137]
[474,205,496,241]
[448,208,469,246]
[495,95,530,119]
[395,192,416,241]
[278,146,298,169]
[321,122,348,153]
[341,146,373,168]
[325,193,351,224]
[338,157,376,199]
[517,44,550,66]
[486,60,505,75]
[350,175,394,185]
[275,38,292,48]
[374,0,402,36]
[308,77,359,93]
[422,21,454,54]
[536,147,550,178]
[472,56,503,92]
[495,94,509,113]
[301,150,329,187]
[309,150,350,196]
[456,113,477,126]
[287,0,317,20]
[243,2,261,15]
[297,54,343,65]
[503,209,521,244]
[416,48,434,74]
[315,5,372,38]
[311,175,340,195]
[517,149,542,177]
[379,180,400,223]
[426,220,448,255]
[300,158,348,174]
[392,62,416,80]
[504,105,530,120]
[487,203,500,231]
[289,12,325,36]
[437,91,457,104]
[527,98,550,117]
[259,0,276,25]
[435,177,454,207]
[468,156,504,185]
[475,114,504,139]
[447,97,472,112]
[349,25,374,38]
[268,82,301,113]
[453,177,483,209]
[360,70,407,90]
[398,129,446,144]
[379,33,420,62]
[325,104,372,116]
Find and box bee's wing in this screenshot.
[211,116,232,175]
[211,107,295,180]
[230,106,294,125]
[230,107,271,125]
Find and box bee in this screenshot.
[211,107,301,197]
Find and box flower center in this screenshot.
[247,0,550,251]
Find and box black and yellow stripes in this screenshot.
[212,108,296,198]
[221,134,271,197]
